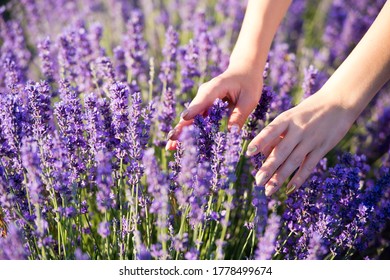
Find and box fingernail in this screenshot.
[265,185,273,196]
[286,184,297,196]
[230,123,240,132]
[246,145,258,157]
[180,109,189,119]
[265,182,277,196]
[255,172,267,186]
[167,129,176,140]
[165,141,171,151]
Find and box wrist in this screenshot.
[227,55,265,81]
[316,86,360,124]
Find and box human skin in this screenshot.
[165,0,292,146]
[250,0,390,196]
[167,0,390,196]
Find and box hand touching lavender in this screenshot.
[165,66,263,150]
[166,0,292,150]
[247,0,390,196]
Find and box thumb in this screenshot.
[181,78,224,120]
[228,94,258,130]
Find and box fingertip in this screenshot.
[167,129,176,141]
[228,116,245,132]
[228,123,241,132]
[180,109,191,120]
[171,141,179,150]
[166,140,179,151]
[286,183,298,196]
[255,171,269,186]
[165,141,172,151]
[265,182,278,197]
[246,144,259,157]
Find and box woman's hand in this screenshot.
[165,66,263,150]
[165,0,293,150]
[247,0,390,197]
[246,90,356,196]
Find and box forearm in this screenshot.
[229,0,292,74]
[322,0,390,119]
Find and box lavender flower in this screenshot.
[21,138,43,205]
[252,185,268,237]
[89,22,105,58]
[269,43,297,115]
[159,26,179,88]
[210,132,227,192]
[75,248,90,260]
[84,92,105,155]
[124,9,148,81]
[0,224,28,260]
[157,26,179,138]
[193,99,229,161]
[223,124,242,186]
[306,230,327,260]
[179,40,200,95]
[113,46,128,82]
[176,126,199,207]
[95,150,115,212]
[54,79,87,184]
[37,37,56,83]
[58,31,78,81]
[255,214,281,260]
[143,149,170,255]
[109,82,130,161]
[0,0,388,261]
[98,221,110,238]
[243,85,275,140]
[302,65,318,99]
[26,80,53,142]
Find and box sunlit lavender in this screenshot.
[0,0,389,260]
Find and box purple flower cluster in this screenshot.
[0,0,389,261]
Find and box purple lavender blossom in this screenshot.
[95,150,115,212]
[255,214,280,260]
[176,126,199,207]
[54,79,87,184]
[168,142,183,191]
[84,92,105,154]
[37,37,56,83]
[26,80,53,142]
[243,85,275,140]
[109,81,130,161]
[269,43,297,115]
[0,224,28,260]
[143,149,170,250]
[98,221,110,238]
[179,40,200,95]
[157,26,179,138]
[113,46,128,82]
[98,97,117,152]
[75,248,90,260]
[210,132,227,192]
[159,26,179,88]
[89,22,105,58]
[21,138,43,205]
[306,231,327,260]
[252,185,268,237]
[124,9,148,82]
[193,99,229,161]
[302,65,318,99]
[223,124,242,186]
[58,31,78,82]
[184,247,199,260]
[128,82,143,163]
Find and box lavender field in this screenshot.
[0,0,389,260]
